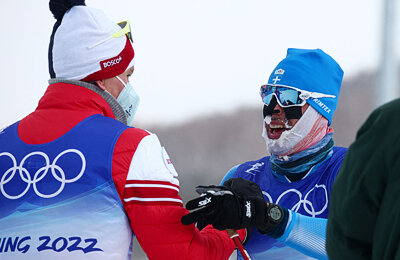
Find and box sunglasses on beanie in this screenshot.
[88,20,133,49]
[260,84,336,108]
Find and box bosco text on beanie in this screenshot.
[48,0,135,81]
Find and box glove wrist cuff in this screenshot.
[257,204,289,238]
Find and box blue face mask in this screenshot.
[116,76,140,126]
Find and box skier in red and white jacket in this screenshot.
[0,1,245,259]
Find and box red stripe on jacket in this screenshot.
[124,180,183,206]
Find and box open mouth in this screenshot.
[265,119,292,139]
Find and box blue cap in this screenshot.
[266,48,343,124]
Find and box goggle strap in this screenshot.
[88,36,112,49]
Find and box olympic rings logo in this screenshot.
[0,149,86,200]
[262,184,328,217]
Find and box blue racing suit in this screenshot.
[222,147,347,259]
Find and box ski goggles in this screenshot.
[260,84,336,107]
[88,21,133,49]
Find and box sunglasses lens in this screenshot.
[278,88,302,106]
[260,85,303,107]
[117,21,133,42]
[127,24,133,42]
[260,85,275,105]
[118,21,127,29]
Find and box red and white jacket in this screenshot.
[18,81,244,259]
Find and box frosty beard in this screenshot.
[262,106,329,156]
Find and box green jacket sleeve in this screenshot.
[326,99,400,260]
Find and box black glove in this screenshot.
[181,178,289,239]
[181,184,243,230]
[224,178,289,237]
[181,178,267,231]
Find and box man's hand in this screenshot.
[181,178,267,231]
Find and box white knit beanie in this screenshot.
[48,0,135,81]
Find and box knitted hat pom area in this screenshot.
[48,0,87,79]
[49,0,86,21]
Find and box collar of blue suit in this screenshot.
[270,133,334,182]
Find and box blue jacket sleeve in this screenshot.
[220,165,239,185]
[278,211,328,259]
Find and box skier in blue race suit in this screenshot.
[182,48,347,259]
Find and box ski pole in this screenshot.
[226,229,251,260]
